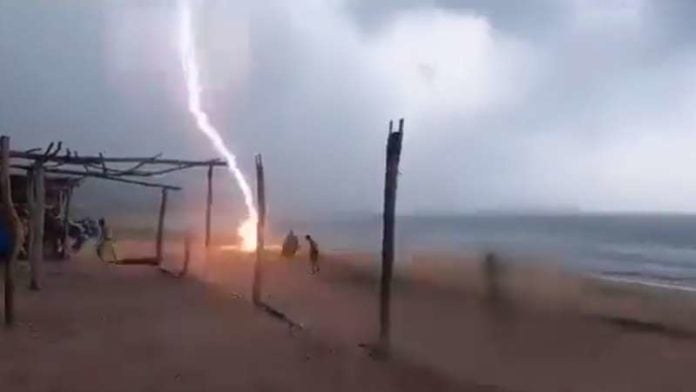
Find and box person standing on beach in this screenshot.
[281,230,299,258]
[305,234,319,274]
[483,251,502,303]
[96,218,118,263]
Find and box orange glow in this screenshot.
[237,215,257,252]
[219,243,282,252]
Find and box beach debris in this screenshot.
[595,315,696,339]
[257,301,304,331]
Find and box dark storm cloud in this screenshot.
[2,0,696,215]
[0,1,196,156]
[649,0,696,47]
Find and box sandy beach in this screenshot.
[6,0,696,390]
[0,247,478,392]
[202,245,696,392]
[3,240,696,391]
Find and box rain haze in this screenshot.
[8,3,696,391]
[2,0,696,217]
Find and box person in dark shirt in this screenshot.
[281,230,299,258]
[305,234,319,274]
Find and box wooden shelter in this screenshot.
[4,140,228,287]
[0,136,238,325]
[10,173,81,259]
[10,174,80,212]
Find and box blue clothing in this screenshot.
[0,222,13,259]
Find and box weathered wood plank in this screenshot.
[155,188,169,263]
[205,164,213,248]
[252,155,265,305]
[28,163,45,290]
[378,119,404,356]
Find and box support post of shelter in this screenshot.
[27,162,45,290]
[181,234,191,277]
[252,154,265,305]
[205,164,213,248]
[1,136,22,326]
[156,188,169,264]
[61,187,73,260]
[378,119,404,357]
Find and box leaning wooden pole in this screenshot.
[28,163,45,290]
[378,119,404,356]
[61,186,73,260]
[155,188,169,264]
[252,154,265,305]
[205,164,213,248]
[1,136,22,325]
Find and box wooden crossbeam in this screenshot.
[11,165,181,191]
[10,151,226,168]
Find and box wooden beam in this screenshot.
[70,160,200,178]
[10,165,181,191]
[155,188,169,264]
[252,154,265,305]
[378,119,404,356]
[205,164,213,248]
[27,163,45,290]
[157,233,191,278]
[10,151,226,167]
[1,136,22,326]
[181,234,191,277]
[61,186,73,260]
[125,162,201,177]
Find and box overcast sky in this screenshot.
[2,0,696,217]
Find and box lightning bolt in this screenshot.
[178,0,257,251]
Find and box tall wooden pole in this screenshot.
[205,164,213,248]
[378,119,404,356]
[155,188,169,264]
[61,186,73,260]
[252,154,265,305]
[28,163,45,290]
[1,136,22,325]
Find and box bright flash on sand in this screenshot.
[178,0,258,252]
[219,244,282,252]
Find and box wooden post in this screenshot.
[252,154,265,305]
[155,188,169,263]
[61,186,73,260]
[205,164,213,248]
[378,119,404,356]
[181,233,191,277]
[1,136,22,325]
[27,163,45,290]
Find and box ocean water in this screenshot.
[277,214,696,290]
